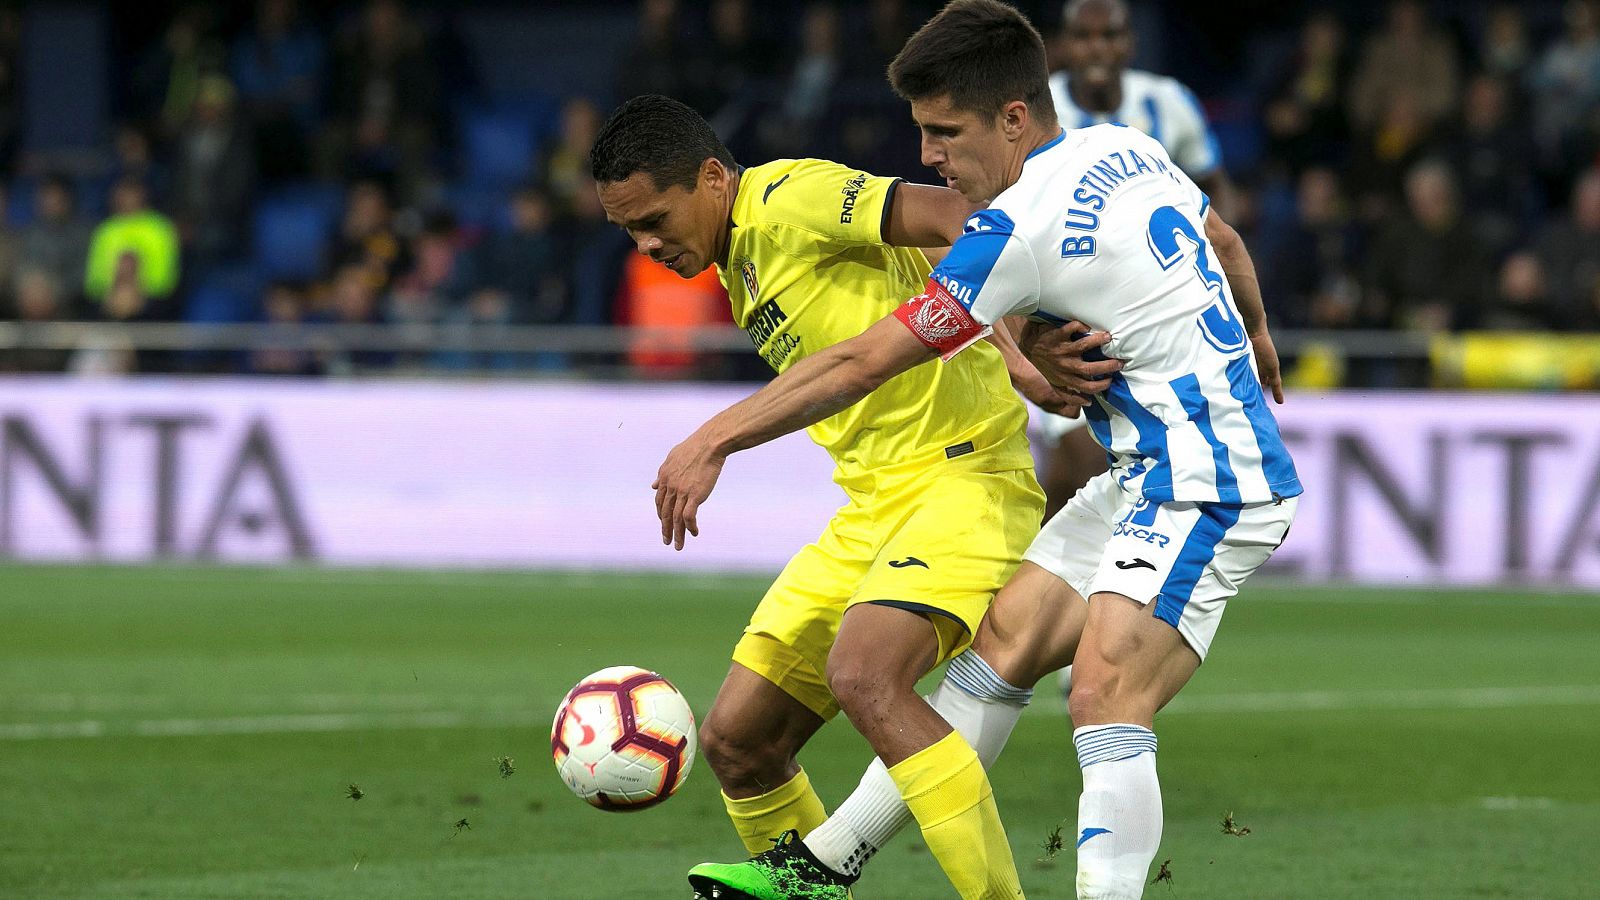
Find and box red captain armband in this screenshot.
[893,277,992,361]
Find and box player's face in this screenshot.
[1063,2,1131,91]
[911,96,1012,203]
[597,168,728,278]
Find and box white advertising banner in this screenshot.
[2,377,1599,588]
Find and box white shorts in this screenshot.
[1022,470,1297,660]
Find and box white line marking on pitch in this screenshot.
[3,685,1598,741]
[0,710,544,741]
[1479,796,1557,810]
[1161,684,1600,714]
[0,693,532,713]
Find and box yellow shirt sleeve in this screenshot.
[747,159,901,246]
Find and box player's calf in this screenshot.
[1067,591,1200,729]
[1066,592,1201,900]
[700,663,832,853]
[699,718,797,797]
[699,672,821,795]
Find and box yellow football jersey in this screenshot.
[718,158,1033,493]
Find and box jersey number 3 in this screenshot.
[1145,205,1247,353]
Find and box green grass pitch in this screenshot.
[1,564,1597,899]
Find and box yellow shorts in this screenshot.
[732,466,1044,720]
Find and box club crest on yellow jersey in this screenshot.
[740,259,759,303]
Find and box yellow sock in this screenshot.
[721,767,829,856]
[888,731,1025,900]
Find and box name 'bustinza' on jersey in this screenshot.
[894,124,1302,506]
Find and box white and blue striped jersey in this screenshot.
[1049,69,1223,180]
[894,124,1300,505]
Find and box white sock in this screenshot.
[1072,724,1162,900]
[802,757,906,877]
[803,650,1030,878]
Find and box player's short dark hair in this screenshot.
[590,94,736,192]
[889,0,1057,128]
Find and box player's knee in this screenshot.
[825,648,910,721]
[827,613,927,718]
[699,714,790,788]
[1066,670,1120,726]
[824,654,878,718]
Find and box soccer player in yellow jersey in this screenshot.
[591,95,1113,900]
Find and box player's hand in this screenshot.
[1020,320,1122,394]
[652,435,727,551]
[1017,377,1091,417]
[1250,330,1285,404]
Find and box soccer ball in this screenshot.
[550,666,697,811]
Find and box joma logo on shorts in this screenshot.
[1111,523,1171,547]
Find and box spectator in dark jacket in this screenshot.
[170,74,256,266]
[0,267,73,372]
[614,0,691,108]
[1365,159,1489,332]
[474,186,563,324]
[1534,168,1600,328]
[1258,166,1364,329]
[18,174,91,306]
[1442,74,1539,256]
[322,0,440,195]
[327,177,405,295]
[231,0,325,181]
[1262,11,1352,177]
[1484,251,1563,330]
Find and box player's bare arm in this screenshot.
[1195,170,1236,224]
[653,316,934,549]
[1204,209,1284,404]
[881,182,980,248]
[987,315,1096,416]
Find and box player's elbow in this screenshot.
[1204,212,1243,256]
[856,341,930,391]
[1209,223,1253,278]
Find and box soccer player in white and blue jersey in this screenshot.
[657,2,1299,897]
[1050,0,1231,211]
[1040,0,1237,514]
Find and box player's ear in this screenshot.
[1001,100,1029,141]
[701,157,730,196]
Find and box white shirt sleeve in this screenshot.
[1161,79,1223,179]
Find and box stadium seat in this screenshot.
[443,184,513,232]
[460,110,538,189]
[252,186,340,280]
[4,176,34,227]
[185,266,262,323]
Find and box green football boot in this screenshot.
[687,830,853,900]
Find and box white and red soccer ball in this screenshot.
[550,666,697,811]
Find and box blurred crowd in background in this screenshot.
[0,0,1597,381]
